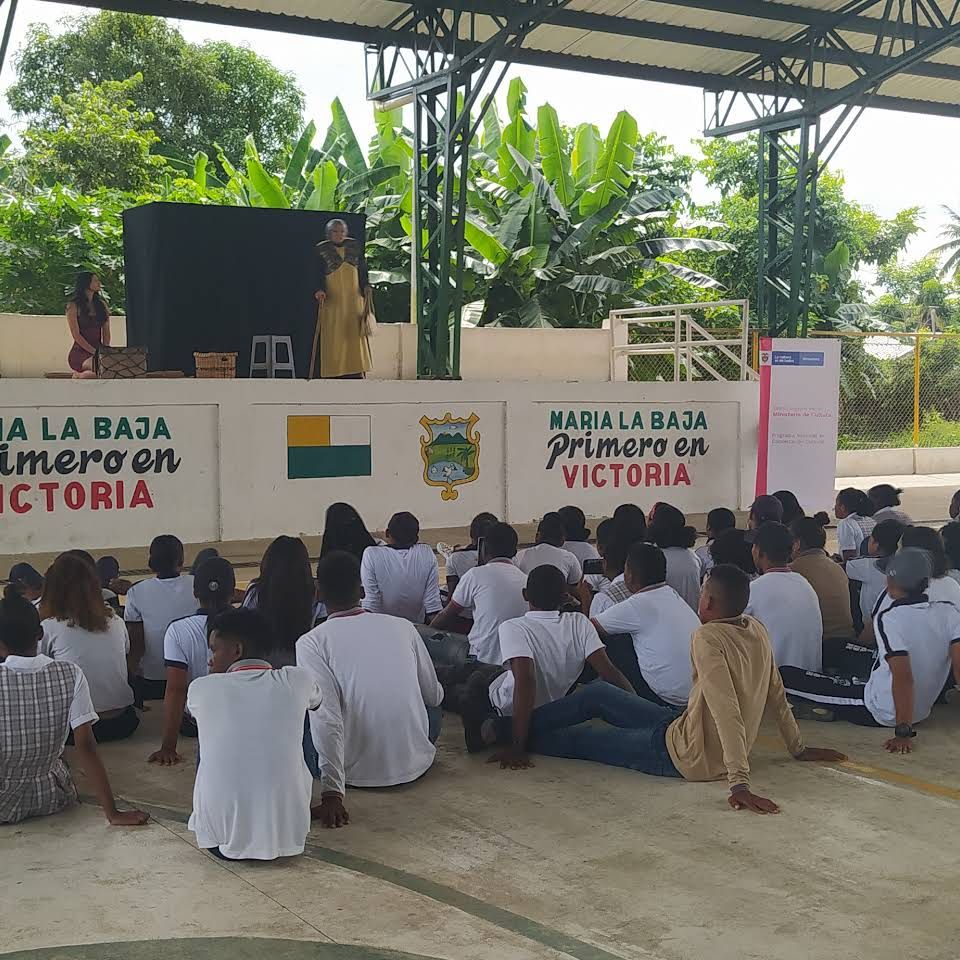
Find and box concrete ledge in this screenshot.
[837,447,915,477]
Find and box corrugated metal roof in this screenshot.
[84,0,960,116]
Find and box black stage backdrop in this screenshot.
[123,203,365,377]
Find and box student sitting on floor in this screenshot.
[709,528,756,578]
[747,494,783,529]
[39,553,138,743]
[148,557,236,766]
[782,548,960,753]
[941,521,960,585]
[445,512,499,594]
[0,586,148,826]
[835,488,876,562]
[612,503,647,545]
[559,505,605,591]
[589,535,632,617]
[695,507,736,580]
[745,522,823,672]
[480,566,845,811]
[461,564,635,755]
[846,519,904,634]
[772,490,805,527]
[8,562,44,605]
[869,484,912,526]
[517,513,591,612]
[431,522,527,665]
[124,535,197,703]
[647,503,701,611]
[591,542,700,706]
[360,512,442,623]
[187,608,322,860]
[243,535,318,664]
[319,502,379,563]
[789,516,854,666]
[298,551,444,829]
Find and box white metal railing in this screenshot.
[607,299,757,383]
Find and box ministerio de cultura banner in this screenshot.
[756,337,841,511]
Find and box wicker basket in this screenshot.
[97,346,147,379]
[194,352,238,379]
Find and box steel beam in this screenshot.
[0,0,19,78]
[367,0,570,379]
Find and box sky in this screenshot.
[1,0,958,264]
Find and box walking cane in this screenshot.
[308,301,323,380]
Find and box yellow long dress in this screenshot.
[317,241,372,378]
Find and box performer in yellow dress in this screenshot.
[313,219,372,379]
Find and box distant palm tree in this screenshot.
[930,204,960,278]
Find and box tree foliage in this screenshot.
[21,76,168,192]
[7,11,304,165]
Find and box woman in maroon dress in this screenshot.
[66,271,111,379]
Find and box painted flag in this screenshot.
[287,415,372,479]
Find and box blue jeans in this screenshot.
[499,682,682,777]
[303,705,443,781]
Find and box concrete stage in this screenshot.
[3,704,960,960]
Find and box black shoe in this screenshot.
[462,703,496,753]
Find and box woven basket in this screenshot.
[194,351,238,379]
[97,346,147,379]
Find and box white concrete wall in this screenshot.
[837,447,960,477]
[0,378,759,553]
[0,313,612,382]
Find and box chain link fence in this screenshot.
[809,332,960,450]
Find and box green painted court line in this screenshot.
[106,798,630,960]
[1,937,434,960]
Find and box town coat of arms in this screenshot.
[419,413,481,501]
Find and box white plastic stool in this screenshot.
[250,335,296,378]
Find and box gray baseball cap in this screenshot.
[886,547,933,590]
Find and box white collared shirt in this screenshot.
[594,583,700,705]
[186,660,322,860]
[490,611,603,716]
[451,559,528,664]
[837,514,875,555]
[297,610,443,795]
[515,543,582,586]
[360,544,442,622]
[746,571,823,671]
[124,574,197,680]
[41,615,132,713]
[663,547,702,611]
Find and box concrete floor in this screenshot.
[4,703,960,960]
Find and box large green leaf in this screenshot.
[498,78,535,190]
[508,146,569,221]
[580,111,638,216]
[636,236,737,255]
[340,164,401,200]
[572,123,602,186]
[243,135,288,208]
[482,102,502,155]
[537,104,575,208]
[518,295,555,328]
[640,259,726,289]
[495,194,531,252]
[368,269,408,285]
[304,160,338,210]
[563,274,635,295]
[619,187,683,218]
[522,191,553,253]
[191,151,208,191]
[283,121,316,190]
[549,194,629,267]
[331,97,367,174]
[465,215,509,266]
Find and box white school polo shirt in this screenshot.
[490,611,603,716]
[663,547,702,611]
[837,514,875,555]
[515,543,582,586]
[187,661,322,860]
[124,575,197,680]
[746,571,823,672]
[445,547,479,582]
[562,540,607,590]
[865,598,960,726]
[360,544,442,622]
[594,583,699,705]
[846,557,890,626]
[41,615,132,714]
[873,574,960,618]
[451,559,528,664]
[297,610,443,796]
